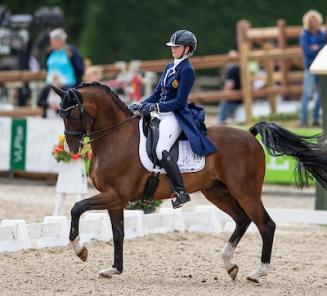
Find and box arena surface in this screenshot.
[0,178,326,295]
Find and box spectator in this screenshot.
[37,74,62,118]
[299,10,326,127]
[45,28,84,89]
[129,70,144,102]
[84,65,102,82]
[38,28,85,118]
[218,50,242,124]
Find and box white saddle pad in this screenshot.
[139,118,205,174]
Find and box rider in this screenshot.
[130,30,216,208]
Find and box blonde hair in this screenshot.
[302,10,323,30]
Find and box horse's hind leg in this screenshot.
[202,183,251,280]
[99,209,124,278]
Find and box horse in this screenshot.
[53,81,327,283]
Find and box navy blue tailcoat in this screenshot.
[142,58,217,156]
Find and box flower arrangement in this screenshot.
[127,200,162,214]
[52,134,92,163]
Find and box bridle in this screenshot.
[59,88,138,144]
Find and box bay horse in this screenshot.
[53,81,327,283]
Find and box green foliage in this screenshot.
[254,112,299,122]
[3,0,327,63]
[127,199,162,214]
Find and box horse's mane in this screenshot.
[76,81,133,115]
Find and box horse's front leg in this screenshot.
[69,191,122,262]
[98,209,124,278]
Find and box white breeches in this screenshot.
[156,112,182,160]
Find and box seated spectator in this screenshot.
[84,65,103,82]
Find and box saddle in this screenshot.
[140,116,205,203]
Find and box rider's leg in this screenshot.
[156,112,191,208]
[160,150,191,208]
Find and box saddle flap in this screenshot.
[139,118,205,174]
[144,117,178,166]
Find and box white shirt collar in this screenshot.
[173,56,188,67]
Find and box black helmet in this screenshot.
[166,30,197,56]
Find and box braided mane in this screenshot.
[76,81,133,115]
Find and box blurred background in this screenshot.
[0,0,327,220]
[1,0,327,63]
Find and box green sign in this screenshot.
[10,118,27,170]
[262,128,320,185]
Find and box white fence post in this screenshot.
[0,220,31,251]
[124,210,145,239]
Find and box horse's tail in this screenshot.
[249,120,327,189]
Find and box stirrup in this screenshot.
[171,191,191,209]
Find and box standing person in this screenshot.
[299,10,326,127]
[218,50,242,124]
[38,28,85,118]
[130,30,216,208]
[46,28,84,89]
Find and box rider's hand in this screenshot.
[129,103,143,113]
[142,104,158,118]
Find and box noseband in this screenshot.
[59,88,138,143]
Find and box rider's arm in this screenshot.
[142,79,162,105]
[158,67,195,112]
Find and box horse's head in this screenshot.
[52,86,90,153]
[53,81,136,153]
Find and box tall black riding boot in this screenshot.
[160,150,191,209]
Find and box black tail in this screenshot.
[250,121,327,189]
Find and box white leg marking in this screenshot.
[222,242,236,271]
[70,235,83,255]
[98,267,121,278]
[247,263,269,283]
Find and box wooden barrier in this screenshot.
[0,70,46,83]
[189,85,303,104]
[0,106,42,117]
[0,19,310,122]
[235,19,316,121]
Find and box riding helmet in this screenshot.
[166,30,197,56]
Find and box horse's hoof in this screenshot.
[246,275,259,283]
[77,246,88,262]
[98,267,121,278]
[228,264,239,280]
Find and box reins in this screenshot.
[60,87,139,144]
[87,113,139,143]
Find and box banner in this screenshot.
[0,117,11,171]
[262,128,319,185]
[25,118,64,173]
[10,118,27,170]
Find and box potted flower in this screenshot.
[51,135,92,215]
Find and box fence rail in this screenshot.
[0,19,308,121]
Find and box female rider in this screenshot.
[131,30,216,208]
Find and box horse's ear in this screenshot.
[51,86,66,99]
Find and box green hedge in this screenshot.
[4,1,327,63]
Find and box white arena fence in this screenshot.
[1,206,327,252]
